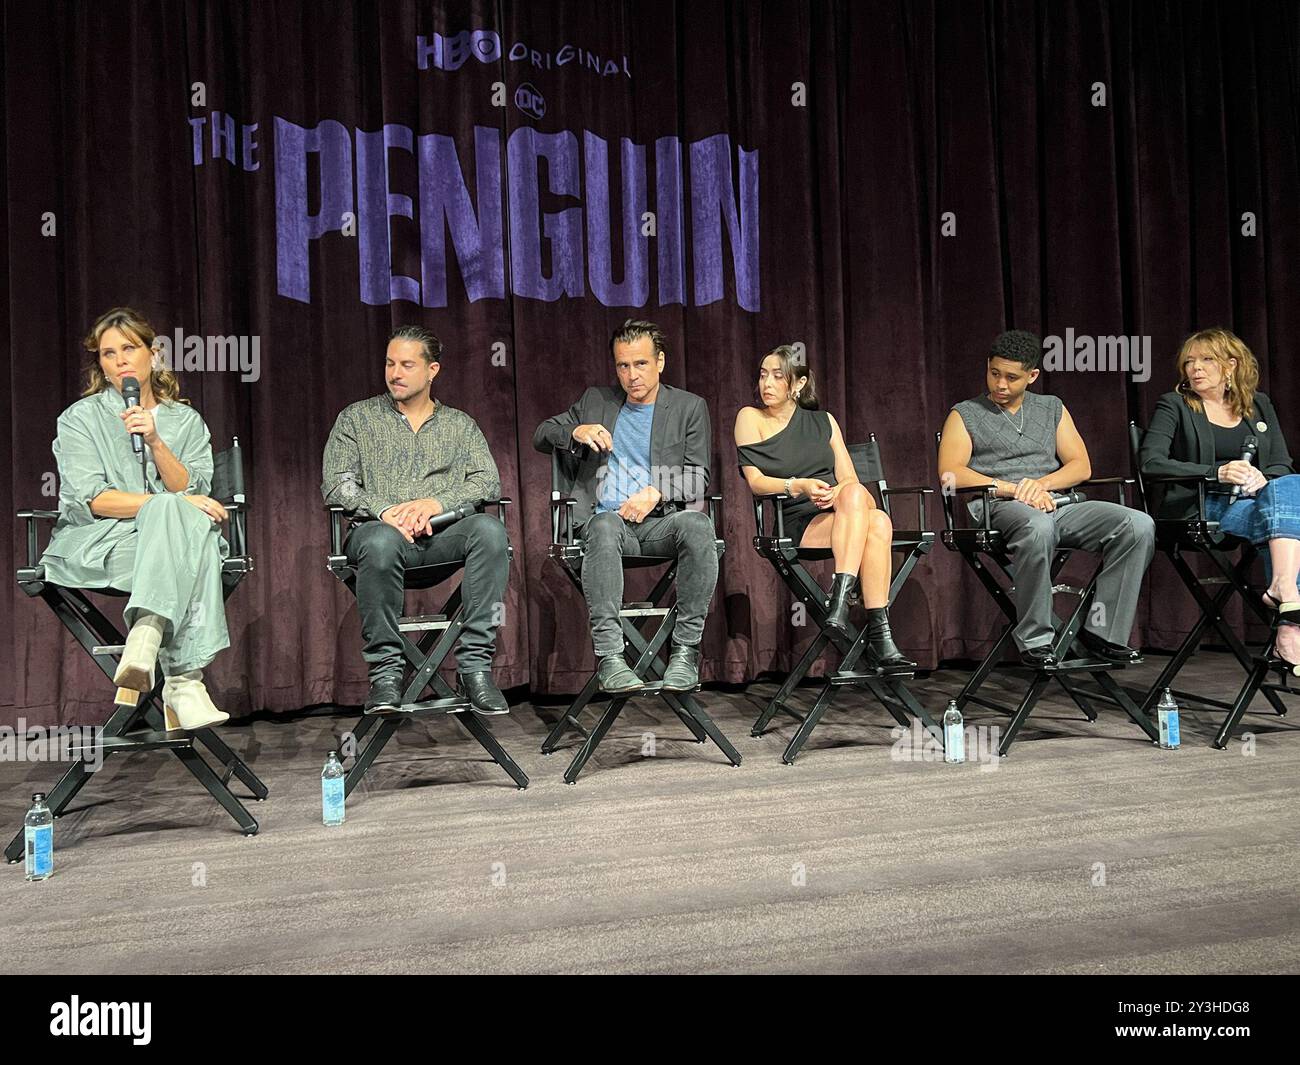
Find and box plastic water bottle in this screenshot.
[1157,688,1181,750]
[24,793,53,881]
[322,751,345,825]
[943,701,966,764]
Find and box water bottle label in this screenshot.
[1159,709,1181,748]
[26,824,52,877]
[944,722,965,762]
[322,778,345,822]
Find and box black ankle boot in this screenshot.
[863,606,916,671]
[824,573,857,636]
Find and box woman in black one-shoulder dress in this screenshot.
[734,345,913,670]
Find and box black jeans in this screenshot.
[346,513,510,678]
[579,508,719,658]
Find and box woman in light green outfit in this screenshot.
[42,307,232,730]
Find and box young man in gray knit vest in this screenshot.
[937,330,1156,668]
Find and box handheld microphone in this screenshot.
[1231,435,1259,499]
[422,501,478,534]
[120,374,143,455]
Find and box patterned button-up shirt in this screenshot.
[321,394,501,519]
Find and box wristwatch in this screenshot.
[783,477,794,497]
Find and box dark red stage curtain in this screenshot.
[3,0,1298,724]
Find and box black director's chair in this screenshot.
[326,501,529,795]
[6,439,266,863]
[1128,421,1294,748]
[748,436,945,762]
[539,449,742,784]
[937,433,1159,757]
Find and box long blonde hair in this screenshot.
[1175,327,1258,421]
[80,307,187,404]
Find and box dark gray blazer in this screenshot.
[532,383,711,528]
[1139,390,1294,519]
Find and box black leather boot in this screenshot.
[863,606,916,671]
[597,654,645,694]
[824,573,858,637]
[661,643,702,692]
[458,671,510,715]
[364,673,404,714]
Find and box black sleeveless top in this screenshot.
[737,405,837,543]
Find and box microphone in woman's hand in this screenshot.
[121,374,143,454]
[1231,436,1259,499]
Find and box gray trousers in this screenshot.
[987,498,1156,651]
[579,508,719,658]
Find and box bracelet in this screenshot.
[784,477,794,497]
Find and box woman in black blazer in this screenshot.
[1139,327,1300,670]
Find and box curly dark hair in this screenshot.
[989,329,1043,370]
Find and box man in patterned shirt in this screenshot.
[322,326,511,714]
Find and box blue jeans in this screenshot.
[1206,474,1300,545]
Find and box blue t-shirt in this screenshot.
[597,400,655,512]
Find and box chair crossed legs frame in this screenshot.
[327,502,529,795]
[748,437,944,761]
[1128,421,1294,748]
[6,440,266,863]
[939,461,1159,757]
[540,454,742,784]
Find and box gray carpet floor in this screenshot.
[2,652,1298,974]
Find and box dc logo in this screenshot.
[514,83,546,120]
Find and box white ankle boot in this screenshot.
[162,672,230,731]
[113,614,165,692]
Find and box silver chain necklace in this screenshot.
[997,401,1026,434]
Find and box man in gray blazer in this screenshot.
[533,320,717,693]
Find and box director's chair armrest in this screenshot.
[326,505,351,571]
[1079,475,1133,506]
[1138,471,1220,522]
[549,493,579,546]
[881,485,934,533]
[704,494,723,537]
[17,509,59,569]
[942,484,997,533]
[482,499,512,559]
[750,492,791,541]
[212,498,248,557]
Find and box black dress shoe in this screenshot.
[364,675,403,713]
[1019,646,1059,669]
[661,644,702,691]
[597,655,645,694]
[459,671,510,715]
[1075,628,1143,664]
